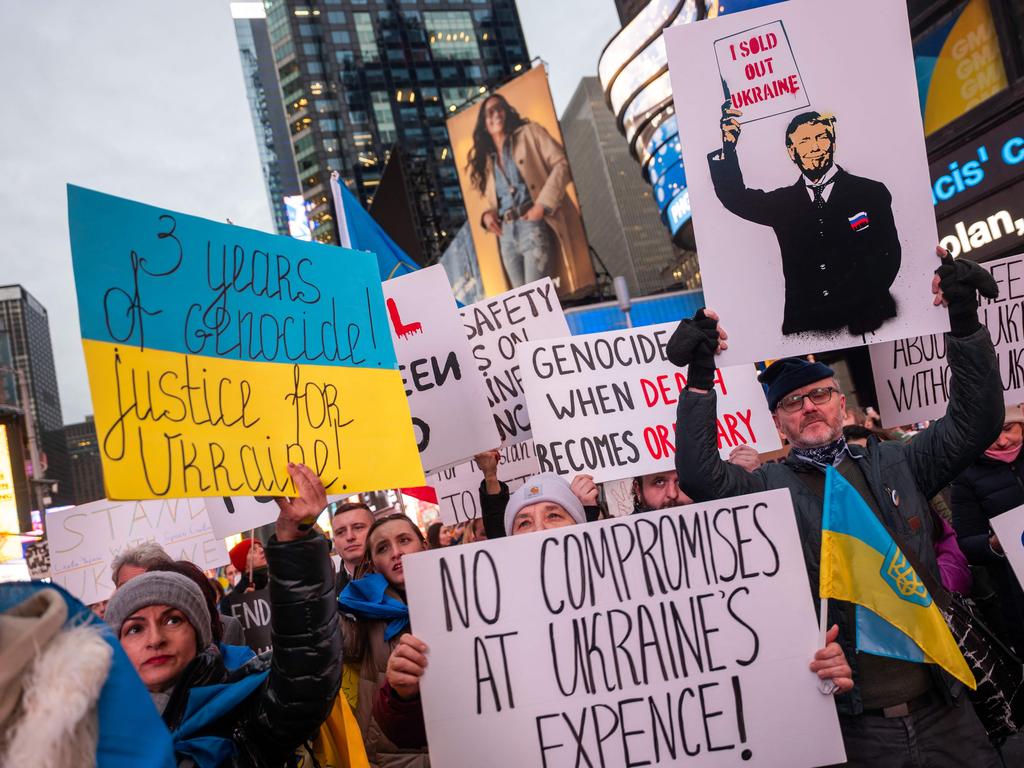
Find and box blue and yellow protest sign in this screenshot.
[819,466,974,689]
[68,185,424,499]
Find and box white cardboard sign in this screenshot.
[206,493,346,539]
[46,498,229,604]
[427,440,541,525]
[869,253,1024,427]
[460,278,569,445]
[666,0,947,365]
[714,20,810,124]
[989,504,1024,592]
[405,488,846,768]
[518,323,780,483]
[383,265,500,472]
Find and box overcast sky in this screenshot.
[0,0,620,424]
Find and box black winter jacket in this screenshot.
[163,530,342,766]
[951,452,1024,652]
[674,326,1002,715]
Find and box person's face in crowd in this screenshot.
[484,97,506,139]
[248,541,267,570]
[332,508,374,570]
[90,600,108,619]
[115,564,147,588]
[773,378,846,449]
[369,520,425,588]
[991,422,1024,452]
[511,502,576,536]
[635,471,691,511]
[225,564,239,587]
[439,525,454,547]
[787,121,835,180]
[119,605,198,693]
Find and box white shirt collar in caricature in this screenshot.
[804,164,839,203]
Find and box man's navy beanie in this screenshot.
[758,357,835,411]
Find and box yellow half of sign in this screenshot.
[82,338,425,500]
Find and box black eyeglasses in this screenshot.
[776,386,838,413]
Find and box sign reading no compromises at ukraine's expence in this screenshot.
[405,488,846,768]
[67,185,424,499]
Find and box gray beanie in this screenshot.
[504,472,586,535]
[105,571,213,650]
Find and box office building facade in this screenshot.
[258,0,530,263]
[0,286,72,510]
[65,416,104,506]
[561,77,681,296]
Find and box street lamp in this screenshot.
[613,275,633,329]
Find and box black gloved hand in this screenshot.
[934,252,998,337]
[666,309,719,391]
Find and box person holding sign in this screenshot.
[104,462,342,767]
[711,105,901,336]
[668,250,1004,766]
[337,514,431,767]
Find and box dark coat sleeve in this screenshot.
[372,681,427,749]
[951,474,1001,566]
[902,326,1003,499]
[707,150,782,227]
[244,530,342,760]
[480,479,510,539]
[674,388,769,502]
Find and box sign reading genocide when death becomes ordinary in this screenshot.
[46,497,229,605]
[67,185,424,499]
[459,277,570,446]
[869,253,1024,427]
[382,265,499,473]
[405,488,846,768]
[519,323,780,484]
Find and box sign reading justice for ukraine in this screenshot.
[68,185,424,499]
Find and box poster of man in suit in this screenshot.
[666,0,949,365]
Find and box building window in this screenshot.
[442,86,475,111]
[371,91,397,144]
[330,30,351,44]
[327,11,347,23]
[424,11,481,60]
[355,13,379,62]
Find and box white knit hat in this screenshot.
[504,473,586,535]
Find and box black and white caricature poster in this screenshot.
[666,0,948,364]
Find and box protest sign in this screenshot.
[205,493,345,539]
[382,265,499,472]
[23,539,50,580]
[67,185,423,500]
[869,253,1024,427]
[991,505,1024,591]
[46,497,229,604]
[714,20,809,125]
[460,278,569,444]
[405,488,846,767]
[519,323,780,483]
[226,588,273,655]
[666,0,946,365]
[428,441,541,525]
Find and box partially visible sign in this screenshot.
[405,488,846,767]
[206,493,346,539]
[46,498,229,604]
[0,424,21,562]
[427,441,541,525]
[383,266,499,472]
[459,279,569,445]
[23,539,50,580]
[990,504,1024,592]
[869,253,1024,427]
[227,587,273,655]
[519,323,780,483]
[936,180,1024,264]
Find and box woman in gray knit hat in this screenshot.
[105,462,342,768]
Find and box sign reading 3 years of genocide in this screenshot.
[67,185,423,499]
[519,323,780,484]
[869,253,1024,427]
[405,488,846,767]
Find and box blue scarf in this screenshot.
[338,573,410,641]
[790,436,851,471]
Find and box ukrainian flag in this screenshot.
[819,466,975,689]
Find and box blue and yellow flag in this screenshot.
[819,466,975,689]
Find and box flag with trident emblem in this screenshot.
[819,466,975,689]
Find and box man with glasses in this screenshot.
[665,250,1003,766]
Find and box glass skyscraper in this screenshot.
[258,0,530,262]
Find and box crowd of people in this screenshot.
[2,249,1022,767]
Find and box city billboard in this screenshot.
[446,66,596,300]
